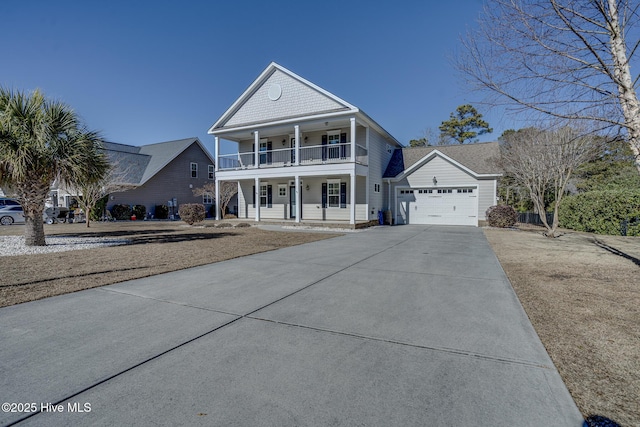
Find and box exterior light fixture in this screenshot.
[433,176,438,185]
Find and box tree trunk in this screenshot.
[23,203,46,246]
[607,0,640,174]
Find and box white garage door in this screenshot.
[398,188,477,226]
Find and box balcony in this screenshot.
[217,143,368,171]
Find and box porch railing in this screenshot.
[217,143,368,170]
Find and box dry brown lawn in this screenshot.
[0,221,337,307]
[485,227,639,427]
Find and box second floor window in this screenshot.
[191,163,198,178]
[208,165,214,180]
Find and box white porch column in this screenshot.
[255,177,260,222]
[254,131,259,168]
[295,175,301,223]
[350,117,356,162]
[215,178,221,220]
[294,125,300,166]
[214,136,220,172]
[365,126,370,219]
[350,171,356,225]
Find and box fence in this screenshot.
[620,218,640,236]
[517,212,554,226]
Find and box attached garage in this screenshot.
[397,187,478,226]
[383,143,502,227]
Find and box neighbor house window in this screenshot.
[327,180,340,208]
[374,183,380,193]
[208,165,214,180]
[190,162,198,178]
[203,193,213,204]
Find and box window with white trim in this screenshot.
[327,179,340,208]
[203,193,213,204]
[260,184,268,207]
[278,184,287,197]
[208,165,214,180]
[190,162,197,178]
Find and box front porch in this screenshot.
[221,174,372,225]
[219,218,378,230]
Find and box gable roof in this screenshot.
[208,62,403,148]
[383,141,502,179]
[104,138,213,186]
[209,62,357,132]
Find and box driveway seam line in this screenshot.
[246,316,554,370]
[94,288,243,317]
[4,315,243,427]
[241,227,434,317]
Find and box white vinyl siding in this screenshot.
[225,69,345,127]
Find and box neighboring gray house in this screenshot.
[209,62,501,226]
[53,138,217,217]
[106,138,216,217]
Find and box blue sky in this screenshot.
[2,0,514,155]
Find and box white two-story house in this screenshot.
[209,62,501,227]
[209,62,402,225]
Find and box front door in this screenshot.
[289,185,301,219]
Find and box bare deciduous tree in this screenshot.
[497,125,600,237]
[63,160,136,227]
[457,0,640,172]
[193,181,238,219]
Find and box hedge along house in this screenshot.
[51,138,217,218]
[383,142,502,226]
[209,62,403,225]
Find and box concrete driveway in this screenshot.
[0,226,583,426]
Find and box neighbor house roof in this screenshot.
[383,141,502,178]
[103,138,213,186]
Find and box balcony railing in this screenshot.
[218,143,368,171]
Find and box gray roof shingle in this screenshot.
[383,141,502,178]
[103,138,207,185]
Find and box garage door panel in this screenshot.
[399,188,477,226]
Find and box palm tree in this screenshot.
[0,87,108,246]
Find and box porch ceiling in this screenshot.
[213,116,360,142]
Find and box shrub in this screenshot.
[216,222,233,228]
[223,213,237,219]
[111,204,132,220]
[486,205,518,228]
[178,203,206,225]
[132,205,146,220]
[559,189,640,236]
[154,205,169,219]
[235,222,251,228]
[90,195,109,221]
